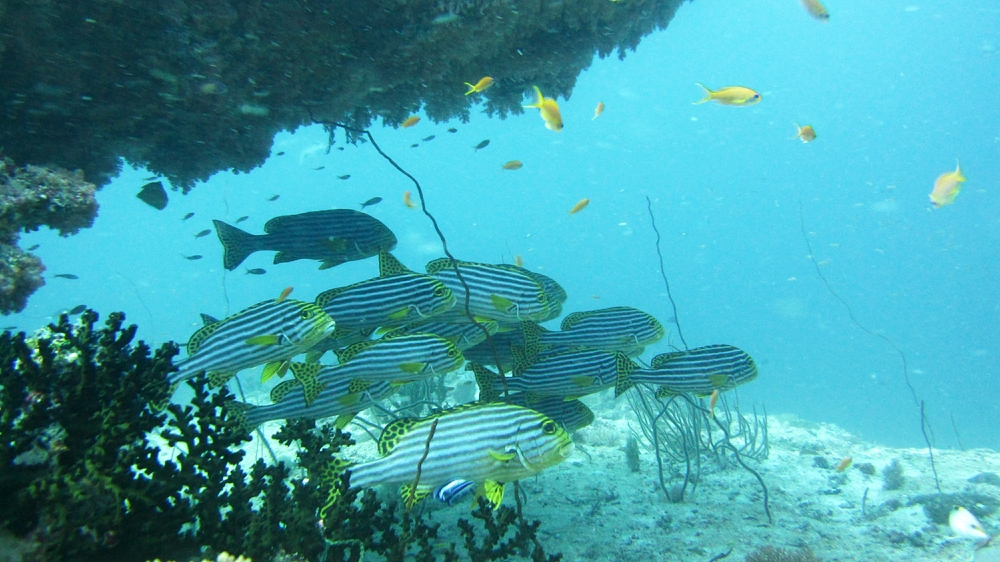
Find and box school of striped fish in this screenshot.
[171,207,760,510]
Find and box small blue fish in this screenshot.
[434,480,476,505]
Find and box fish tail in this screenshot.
[693,83,713,104]
[227,400,260,433]
[464,82,476,95]
[213,219,258,271]
[523,85,544,108]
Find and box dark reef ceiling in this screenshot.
[0,0,685,190]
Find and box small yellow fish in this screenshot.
[694,84,761,106]
[800,0,830,21]
[401,116,420,128]
[514,255,524,267]
[592,101,605,120]
[794,123,817,143]
[835,457,852,472]
[277,286,294,303]
[465,77,494,95]
[403,190,418,209]
[502,160,523,170]
[524,86,563,131]
[929,162,965,208]
[708,389,719,418]
[569,198,590,215]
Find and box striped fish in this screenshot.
[462,330,526,373]
[230,377,397,430]
[213,209,397,270]
[381,319,499,351]
[426,258,551,324]
[315,252,456,331]
[615,344,758,397]
[169,298,335,384]
[491,265,567,322]
[472,350,637,402]
[500,393,595,432]
[344,403,574,508]
[278,333,466,405]
[558,307,664,350]
[303,326,374,363]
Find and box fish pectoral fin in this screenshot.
[386,308,412,321]
[654,385,677,399]
[488,449,518,462]
[398,362,427,374]
[570,375,597,387]
[490,294,515,313]
[337,393,363,406]
[389,380,412,387]
[245,334,281,346]
[323,237,349,252]
[334,413,357,429]
[481,480,506,510]
[261,361,289,383]
[708,374,730,388]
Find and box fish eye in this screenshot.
[537,294,546,303]
[448,348,459,357]
[541,420,557,435]
[300,310,313,320]
[434,286,448,297]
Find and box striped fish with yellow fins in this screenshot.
[329,403,574,510]
[614,344,758,397]
[169,298,335,385]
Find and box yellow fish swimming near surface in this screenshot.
[465,77,494,95]
[800,0,830,21]
[794,124,817,143]
[694,84,761,106]
[524,86,563,131]
[929,162,965,208]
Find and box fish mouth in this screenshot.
[558,442,575,458]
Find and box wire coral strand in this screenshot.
[645,196,688,351]
[797,202,940,492]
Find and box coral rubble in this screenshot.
[0,158,98,314]
[0,0,685,190]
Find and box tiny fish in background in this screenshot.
[277,286,294,302]
[949,506,990,540]
[312,166,325,171]
[794,124,817,143]
[360,197,383,209]
[267,194,280,201]
[694,84,761,106]
[524,86,563,131]
[235,216,249,224]
[708,389,719,418]
[464,76,494,95]
[929,162,965,208]
[422,135,436,142]
[514,255,524,267]
[143,176,158,181]
[569,198,590,215]
[403,191,418,209]
[447,128,458,133]
[68,305,87,315]
[835,457,852,472]
[338,174,351,180]
[53,274,79,280]
[245,267,267,275]
[593,101,605,120]
[502,160,522,170]
[182,212,195,220]
[137,181,168,210]
[473,140,490,151]
[411,143,419,148]
[402,116,420,128]
[337,146,345,151]
[276,151,285,156]
[195,229,212,238]
[184,254,204,260]
[27,244,40,251]
[800,0,830,21]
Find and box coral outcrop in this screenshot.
[0,158,98,314]
[0,0,685,190]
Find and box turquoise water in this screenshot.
[8,0,998,450]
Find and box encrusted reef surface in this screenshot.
[0,158,97,314]
[0,0,685,190]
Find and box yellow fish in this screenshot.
[694,84,761,106]
[835,457,852,472]
[401,116,420,128]
[929,162,965,208]
[277,286,294,303]
[794,123,817,143]
[569,198,590,215]
[403,190,418,209]
[514,254,524,267]
[801,0,830,21]
[592,102,605,120]
[708,389,719,418]
[465,77,493,95]
[502,160,523,170]
[524,86,563,131]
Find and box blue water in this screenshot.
[8,0,999,450]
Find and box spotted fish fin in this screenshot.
[270,379,300,403]
[650,351,684,369]
[207,371,235,388]
[378,250,413,277]
[560,310,593,331]
[378,418,421,456]
[199,313,220,326]
[468,362,501,403]
[227,401,257,433]
[187,320,224,355]
[654,385,678,399]
[400,484,433,509]
[425,257,456,275]
[288,362,325,406]
[314,286,346,308]
[335,339,378,364]
[213,219,258,271]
